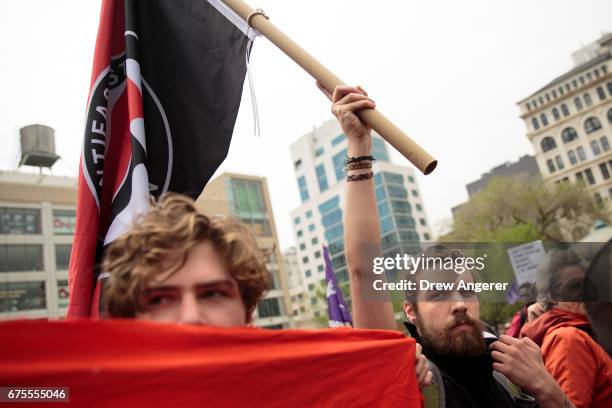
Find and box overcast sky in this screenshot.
[1,0,611,251]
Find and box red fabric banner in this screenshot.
[0,320,421,407]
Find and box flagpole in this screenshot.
[221,0,438,175]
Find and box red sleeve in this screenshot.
[506,311,523,337]
[541,327,596,408]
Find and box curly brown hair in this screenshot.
[102,193,270,318]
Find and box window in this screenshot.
[329,240,344,256]
[380,216,394,234]
[305,270,312,278]
[597,86,606,101]
[574,97,583,111]
[411,190,418,197]
[541,136,557,152]
[419,218,426,226]
[608,82,612,96]
[382,232,399,249]
[311,297,318,306]
[52,209,76,235]
[423,233,431,241]
[584,117,602,134]
[575,172,584,184]
[572,80,578,89]
[584,93,593,107]
[546,159,555,173]
[299,243,306,251]
[378,201,390,218]
[561,104,569,117]
[390,200,411,213]
[601,137,610,151]
[294,216,301,225]
[306,210,312,218]
[415,204,422,211]
[0,281,46,312]
[608,108,612,123]
[532,117,540,130]
[331,133,346,146]
[591,140,602,156]
[311,237,318,245]
[594,193,604,209]
[387,185,407,199]
[57,280,69,308]
[324,224,343,242]
[395,215,415,228]
[321,209,341,227]
[561,128,578,143]
[257,298,281,318]
[0,244,44,272]
[332,149,348,182]
[0,207,41,235]
[383,172,404,185]
[407,175,415,183]
[579,76,584,85]
[315,147,325,157]
[540,113,549,126]
[375,185,386,201]
[599,163,610,180]
[318,196,339,215]
[297,230,303,238]
[308,284,314,291]
[332,255,346,269]
[227,178,272,236]
[372,138,390,162]
[552,90,557,98]
[315,164,329,192]
[577,146,587,161]
[297,176,309,202]
[308,223,315,232]
[552,108,560,121]
[317,264,324,272]
[526,102,531,111]
[585,169,596,185]
[568,150,577,165]
[294,159,302,170]
[555,155,564,170]
[55,244,72,270]
[314,251,321,259]
[302,256,309,264]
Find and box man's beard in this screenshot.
[415,311,486,358]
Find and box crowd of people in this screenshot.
[98,83,611,407]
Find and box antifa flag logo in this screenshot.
[68,0,255,318]
[82,32,173,245]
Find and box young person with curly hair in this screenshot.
[102,193,270,326]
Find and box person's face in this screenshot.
[136,241,249,326]
[404,270,485,357]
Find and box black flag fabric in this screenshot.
[69,0,256,318]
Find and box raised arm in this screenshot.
[317,82,396,330]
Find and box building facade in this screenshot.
[196,172,293,329]
[0,171,77,320]
[452,155,540,217]
[282,247,319,328]
[518,33,612,208]
[289,120,432,317]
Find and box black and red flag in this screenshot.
[68,0,256,318]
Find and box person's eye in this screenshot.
[146,294,175,307]
[198,290,228,300]
[461,289,477,298]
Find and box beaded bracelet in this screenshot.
[345,161,373,171]
[347,172,374,182]
[345,155,375,165]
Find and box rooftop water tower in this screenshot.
[18,124,60,168]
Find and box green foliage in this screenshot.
[445,177,609,242]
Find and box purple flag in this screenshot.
[323,246,352,327]
[505,279,521,304]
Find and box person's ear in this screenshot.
[404,301,418,324]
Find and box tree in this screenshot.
[444,177,609,242]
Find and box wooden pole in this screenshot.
[222,0,438,175]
